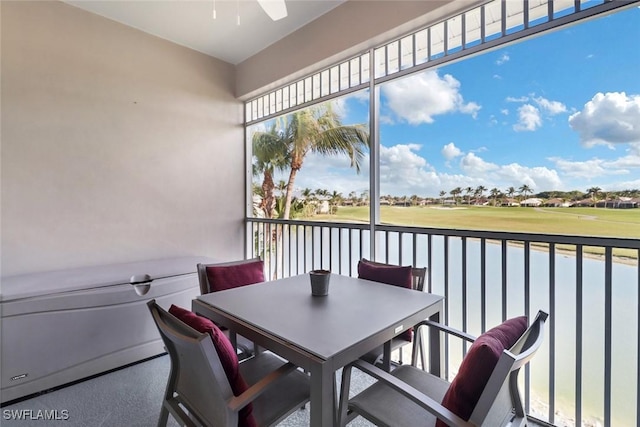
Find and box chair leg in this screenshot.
[338,365,353,427]
[157,404,170,427]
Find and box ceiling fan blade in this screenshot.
[257,0,288,21]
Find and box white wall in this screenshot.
[1,1,245,276]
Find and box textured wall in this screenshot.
[1,1,245,276]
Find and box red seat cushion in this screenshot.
[205,259,265,292]
[357,259,413,341]
[436,316,528,426]
[168,305,256,427]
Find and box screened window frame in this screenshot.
[244,0,635,126]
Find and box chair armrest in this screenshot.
[417,320,477,343]
[349,360,474,427]
[351,360,473,427]
[227,362,299,412]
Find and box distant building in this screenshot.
[545,198,571,207]
[520,198,543,207]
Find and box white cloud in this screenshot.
[513,104,542,131]
[442,142,462,161]
[568,92,640,147]
[548,157,608,179]
[501,109,509,116]
[506,96,529,103]
[460,153,499,175]
[533,97,567,115]
[496,53,510,65]
[493,74,502,80]
[548,154,639,181]
[378,144,440,195]
[495,163,562,190]
[382,70,481,125]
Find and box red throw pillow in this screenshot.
[168,305,256,427]
[206,260,265,292]
[436,316,528,426]
[357,259,413,341]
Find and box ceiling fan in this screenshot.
[256,0,288,21]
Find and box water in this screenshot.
[260,225,638,426]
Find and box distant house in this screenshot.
[520,198,543,207]
[598,197,640,209]
[573,199,595,207]
[545,198,570,207]
[503,198,520,207]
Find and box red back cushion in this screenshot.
[436,316,528,426]
[205,259,265,293]
[168,305,256,427]
[357,259,413,341]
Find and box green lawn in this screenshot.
[312,205,640,239]
[310,205,640,261]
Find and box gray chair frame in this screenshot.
[359,259,428,367]
[196,258,264,358]
[339,310,548,427]
[147,299,310,427]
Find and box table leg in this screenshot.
[382,341,392,372]
[428,306,444,378]
[310,364,336,427]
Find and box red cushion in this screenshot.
[168,305,256,427]
[436,316,528,426]
[205,260,265,293]
[357,259,413,341]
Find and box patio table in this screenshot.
[193,273,444,427]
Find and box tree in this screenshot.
[329,190,343,214]
[439,191,446,205]
[464,187,474,205]
[490,187,501,206]
[252,103,369,220]
[252,125,289,218]
[519,184,532,201]
[475,185,487,204]
[450,187,462,205]
[587,186,601,207]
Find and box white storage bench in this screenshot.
[0,256,213,404]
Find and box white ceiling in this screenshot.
[64,0,345,65]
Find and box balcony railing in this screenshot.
[246,217,640,427]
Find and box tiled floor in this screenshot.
[2,353,549,427]
[1,354,375,427]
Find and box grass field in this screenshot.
[314,205,640,237]
[310,205,640,260]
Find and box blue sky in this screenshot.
[257,5,640,199]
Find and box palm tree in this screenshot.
[490,187,501,206]
[587,186,601,207]
[475,185,487,205]
[439,190,446,205]
[329,190,343,214]
[252,103,369,220]
[519,184,532,201]
[252,126,289,218]
[450,187,462,205]
[464,187,474,205]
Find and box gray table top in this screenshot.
[196,273,444,360]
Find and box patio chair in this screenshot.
[147,300,310,427]
[338,310,548,427]
[197,258,266,358]
[357,259,428,367]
